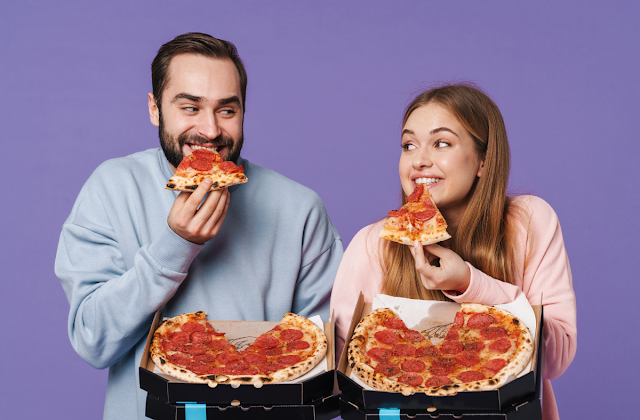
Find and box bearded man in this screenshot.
[55,32,343,420]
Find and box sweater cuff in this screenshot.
[442,261,479,302]
[147,224,204,274]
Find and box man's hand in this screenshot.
[410,240,471,294]
[168,178,230,244]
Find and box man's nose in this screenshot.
[197,112,221,140]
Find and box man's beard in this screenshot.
[159,113,244,169]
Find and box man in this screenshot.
[55,33,343,419]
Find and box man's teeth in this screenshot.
[191,144,219,152]
[415,178,440,185]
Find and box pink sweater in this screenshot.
[330,195,576,420]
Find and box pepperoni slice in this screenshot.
[181,322,206,333]
[489,338,512,354]
[258,361,286,373]
[456,352,480,367]
[425,376,452,387]
[375,361,400,377]
[416,346,439,357]
[177,157,191,171]
[453,312,464,328]
[243,353,267,365]
[457,370,485,383]
[464,341,485,353]
[387,209,409,217]
[168,353,192,366]
[374,330,399,345]
[270,325,282,332]
[404,330,425,342]
[193,353,217,363]
[190,332,212,345]
[480,327,507,340]
[384,317,407,330]
[413,208,437,221]
[367,347,392,362]
[226,359,251,370]
[445,329,459,340]
[188,362,217,375]
[430,357,457,375]
[182,344,206,355]
[467,314,497,329]
[258,347,283,356]
[168,331,190,345]
[280,329,304,342]
[430,364,455,376]
[162,339,182,352]
[422,199,436,209]
[277,355,301,366]
[287,340,310,351]
[254,334,279,349]
[392,344,417,358]
[216,351,242,364]
[192,149,217,161]
[209,339,231,351]
[406,184,424,202]
[219,161,238,172]
[439,340,464,355]
[485,358,507,374]
[190,159,214,171]
[401,358,426,373]
[398,373,423,387]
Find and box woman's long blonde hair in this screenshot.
[381,83,522,300]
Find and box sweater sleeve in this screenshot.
[55,181,203,370]
[443,196,577,380]
[330,223,385,358]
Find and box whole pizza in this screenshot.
[150,311,327,386]
[347,304,534,396]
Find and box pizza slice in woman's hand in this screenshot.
[380,184,451,245]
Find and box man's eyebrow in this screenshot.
[171,93,203,103]
[218,96,241,107]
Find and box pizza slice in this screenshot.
[379,184,451,245]
[165,149,248,191]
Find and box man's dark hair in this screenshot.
[151,32,248,111]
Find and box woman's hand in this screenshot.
[410,240,471,294]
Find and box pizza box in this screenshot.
[144,393,340,420]
[139,309,336,407]
[336,293,545,416]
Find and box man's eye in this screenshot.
[220,109,236,116]
[183,107,198,113]
[402,143,416,151]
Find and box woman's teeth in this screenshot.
[415,177,440,185]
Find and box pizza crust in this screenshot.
[166,170,248,191]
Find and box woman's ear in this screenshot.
[477,155,486,178]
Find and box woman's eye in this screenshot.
[402,143,416,151]
[435,140,449,148]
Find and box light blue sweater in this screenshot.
[55,148,343,419]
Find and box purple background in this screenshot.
[1,1,639,418]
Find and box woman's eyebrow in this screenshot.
[430,127,458,137]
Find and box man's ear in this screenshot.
[148,93,159,127]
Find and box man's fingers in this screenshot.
[202,188,229,234]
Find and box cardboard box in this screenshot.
[145,393,340,420]
[337,294,544,418]
[139,310,336,408]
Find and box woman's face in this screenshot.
[399,102,484,225]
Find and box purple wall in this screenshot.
[2,1,638,418]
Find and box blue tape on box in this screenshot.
[379,408,400,419]
[179,402,206,420]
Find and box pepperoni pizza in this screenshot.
[379,184,451,245]
[348,304,534,396]
[166,149,248,191]
[150,311,327,386]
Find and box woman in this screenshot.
[330,84,576,420]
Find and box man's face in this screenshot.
[148,54,244,169]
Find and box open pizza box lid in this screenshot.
[139,309,336,407]
[337,292,545,415]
